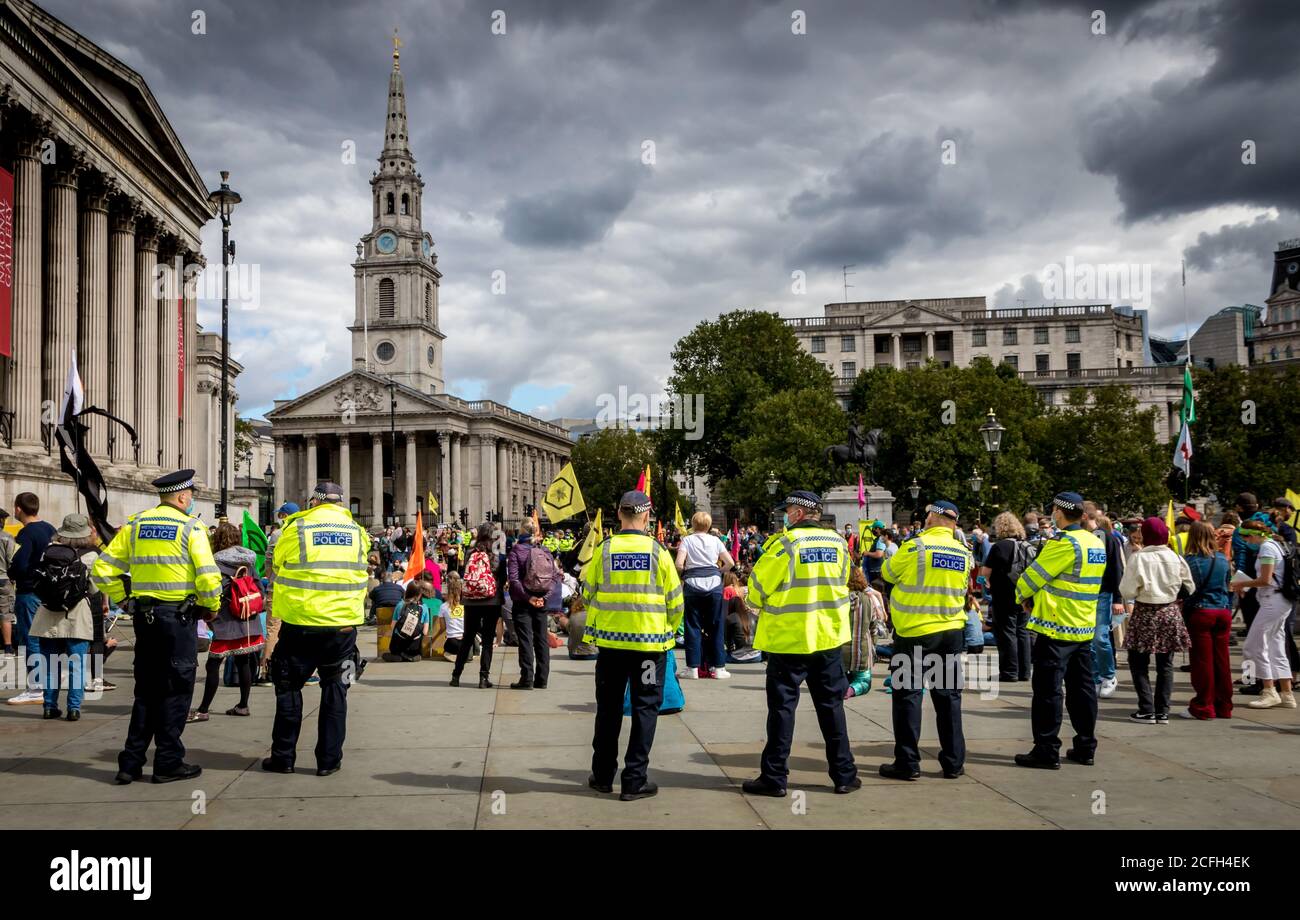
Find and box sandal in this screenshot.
[225,706,251,717]
[187,710,209,723]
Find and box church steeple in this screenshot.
[351,33,444,394]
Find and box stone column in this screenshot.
[78,174,112,459]
[134,218,160,469]
[925,330,935,361]
[891,333,901,370]
[274,439,287,509]
[440,433,452,519]
[306,434,318,491]
[9,124,45,451]
[157,234,181,469]
[107,198,139,464]
[182,254,200,472]
[497,439,510,520]
[44,155,82,436]
[404,434,417,525]
[481,435,497,522]
[339,435,351,507]
[371,433,384,526]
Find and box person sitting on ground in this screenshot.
[384,580,437,662]
[565,594,599,661]
[440,573,467,659]
[723,572,760,663]
[843,567,875,697]
[368,568,404,621]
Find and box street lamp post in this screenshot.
[979,409,1005,514]
[766,472,780,528]
[908,477,920,522]
[968,468,983,525]
[207,171,241,519]
[263,460,275,526]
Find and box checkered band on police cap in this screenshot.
[313,481,344,502]
[618,490,653,513]
[152,469,195,494]
[1053,492,1084,512]
[783,490,822,510]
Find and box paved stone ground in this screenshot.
[1,624,1297,829]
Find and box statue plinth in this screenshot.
[820,484,895,530]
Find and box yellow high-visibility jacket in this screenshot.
[748,524,851,654]
[91,504,221,611]
[582,530,683,651]
[271,502,371,627]
[881,526,970,638]
[1016,525,1106,642]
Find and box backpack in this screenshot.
[222,566,265,621]
[1006,540,1039,587]
[393,600,423,641]
[463,550,497,599]
[1277,541,1300,602]
[523,544,561,595]
[31,544,91,613]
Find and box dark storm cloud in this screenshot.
[1183,213,1296,275]
[35,0,1299,419]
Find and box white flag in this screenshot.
[60,348,84,424]
[1173,422,1192,476]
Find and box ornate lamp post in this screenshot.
[207,171,241,518]
[968,468,983,524]
[908,477,920,522]
[979,409,1005,513]
[766,472,780,528]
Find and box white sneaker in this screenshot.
[1248,687,1283,709]
[1281,692,1297,710]
[87,678,104,693]
[1177,708,1198,720]
[677,668,698,680]
[7,689,44,705]
[1098,678,1118,698]
[711,667,732,680]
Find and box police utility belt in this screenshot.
[129,594,198,624]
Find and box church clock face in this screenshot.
[376,231,398,254]
[1288,262,1298,275]
[427,345,435,366]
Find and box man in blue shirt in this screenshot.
[6,493,57,704]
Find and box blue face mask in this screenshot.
[782,513,790,529]
[184,499,196,515]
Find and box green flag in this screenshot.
[241,509,267,577]
[1181,362,1195,426]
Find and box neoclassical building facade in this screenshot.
[266,43,571,527]
[0,0,250,523]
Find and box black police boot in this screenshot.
[152,763,202,784]
[479,677,493,689]
[42,707,62,720]
[1014,752,1061,770]
[65,710,81,722]
[449,674,460,687]
[533,681,547,690]
[587,774,613,793]
[1065,749,1094,766]
[261,757,295,774]
[943,767,965,779]
[834,776,863,794]
[878,763,920,781]
[316,763,341,777]
[510,678,533,690]
[113,769,142,786]
[741,777,787,797]
[619,781,659,802]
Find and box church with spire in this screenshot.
[266,35,572,527]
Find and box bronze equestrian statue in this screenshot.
[826,423,883,484]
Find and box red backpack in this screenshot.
[224,566,265,621]
[463,550,498,600]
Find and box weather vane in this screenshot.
[392,27,402,69]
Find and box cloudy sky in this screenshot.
[42,0,1300,420]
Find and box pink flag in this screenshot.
[857,473,866,509]
[730,521,740,558]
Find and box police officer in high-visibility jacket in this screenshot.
[742,490,860,797]
[878,500,972,780]
[263,481,371,776]
[91,470,221,785]
[582,490,684,801]
[1014,492,1106,769]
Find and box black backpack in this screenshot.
[1007,540,1039,587]
[394,601,423,642]
[1277,541,1300,602]
[31,544,91,613]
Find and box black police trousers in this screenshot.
[888,628,965,774]
[1030,634,1097,762]
[591,648,664,792]
[270,623,358,771]
[120,604,197,776]
[760,648,857,789]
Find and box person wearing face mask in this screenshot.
[1013,492,1106,769]
[91,469,222,785]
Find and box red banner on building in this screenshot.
[177,292,184,418]
[0,165,14,358]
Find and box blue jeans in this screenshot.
[1092,591,1116,683]
[682,588,725,669]
[39,638,89,711]
[15,593,41,689]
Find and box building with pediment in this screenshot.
[1254,239,1300,365]
[787,295,1187,442]
[265,43,571,527]
[0,0,253,524]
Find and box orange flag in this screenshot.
[403,509,425,581]
[656,519,665,544]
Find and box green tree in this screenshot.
[570,426,682,524]
[659,310,833,486]
[1189,364,1300,502]
[724,388,847,517]
[1029,385,1166,513]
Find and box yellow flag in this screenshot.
[1165,500,1176,548]
[674,501,687,534]
[644,464,651,502]
[427,490,438,516]
[541,462,585,522]
[1287,489,1300,532]
[578,508,602,579]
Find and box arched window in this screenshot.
[1288,345,1295,359]
[385,192,395,215]
[401,193,409,216]
[378,278,395,319]
[1270,346,1279,361]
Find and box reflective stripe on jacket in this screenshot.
[748,524,851,654]
[271,502,371,627]
[90,504,221,610]
[581,531,683,651]
[880,526,970,638]
[1016,526,1105,642]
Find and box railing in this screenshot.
[958,304,1113,321]
[1018,365,1183,382]
[785,315,867,329]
